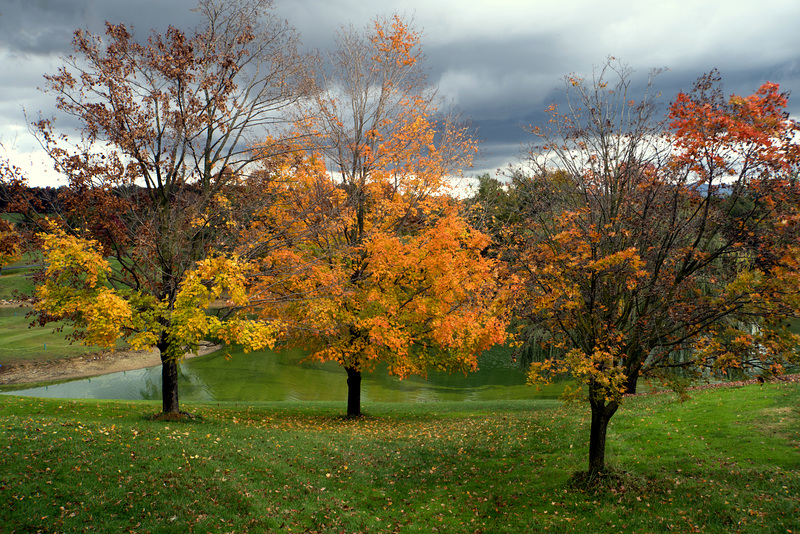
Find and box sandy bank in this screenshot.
[0,343,222,386]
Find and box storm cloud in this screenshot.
[1,0,798,184]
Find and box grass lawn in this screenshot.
[1,254,90,364]
[0,382,798,533]
[0,261,36,302]
[0,252,132,365]
[0,308,119,366]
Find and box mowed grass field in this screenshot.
[0,257,124,365]
[0,252,37,302]
[0,381,798,533]
[0,307,113,365]
[2,252,799,532]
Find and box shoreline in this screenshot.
[0,343,222,386]
[1,302,223,386]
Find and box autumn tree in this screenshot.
[0,160,33,274]
[249,16,507,417]
[4,0,311,415]
[0,222,20,275]
[510,60,800,477]
[37,227,276,360]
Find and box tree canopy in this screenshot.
[248,16,507,417]
[493,61,800,476]
[2,0,312,415]
[1,0,798,492]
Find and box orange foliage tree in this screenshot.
[3,0,311,415]
[248,17,507,417]
[510,61,800,476]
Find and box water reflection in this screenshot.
[4,345,564,402]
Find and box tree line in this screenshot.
[1,0,798,478]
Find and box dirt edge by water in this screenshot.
[0,343,222,386]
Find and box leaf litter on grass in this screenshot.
[1,386,799,532]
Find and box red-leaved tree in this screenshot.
[511,61,800,477]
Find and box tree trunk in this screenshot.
[623,371,639,395]
[623,350,645,395]
[159,341,180,415]
[345,366,362,418]
[588,396,619,476]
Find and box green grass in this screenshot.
[0,260,36,301]
[0,272,34,301]
[1,382,798,533]
[0,308,115,365]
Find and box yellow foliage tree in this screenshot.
[0,218,20,274]
[36,228,278,410]
[6,0,311,415]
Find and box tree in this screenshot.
[0,219,20,274]
[36,227,276,360]
[0,160,32,275]
[465,173,522,257]
[249,16,507,417]
[510,60,800,477]
[5,0,311,415]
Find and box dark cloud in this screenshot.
[0,0,200,57]
[3,0,800,184]
[0,0,90,56]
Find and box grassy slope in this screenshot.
[0,254,126,364]
[0,383,798,533]
[0,261,35,302]
[0,254,134,365]
[0,309,115,365]
[0,271,33,302]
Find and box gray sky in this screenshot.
[1,0,799,186]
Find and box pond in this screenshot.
[4,344,565,403]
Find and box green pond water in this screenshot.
[3,343,563,403]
